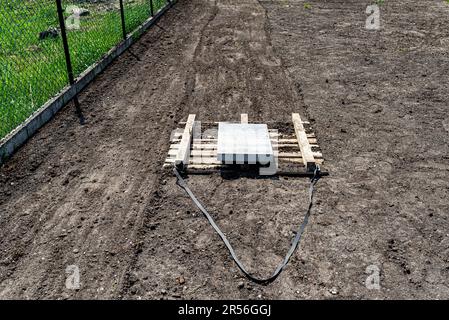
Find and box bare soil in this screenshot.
[1,0,449,299]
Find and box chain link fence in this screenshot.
[0,0,169,139]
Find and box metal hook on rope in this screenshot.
[173,166,322,284]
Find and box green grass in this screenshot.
[0,0,166,140]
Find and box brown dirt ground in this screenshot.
[1,0,449,299]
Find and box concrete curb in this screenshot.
[0,1,176,165]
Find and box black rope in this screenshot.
[173,166,321,284]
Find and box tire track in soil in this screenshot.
[256,0,310,121]
[119,1,220,297]
[178,0,309,122]
[262,0,449,298]
[178,0,219,113]
[121,0,317,300]
[0,0,213,299]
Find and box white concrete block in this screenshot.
[217,123,274,164]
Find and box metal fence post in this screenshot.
[150,0,154,17]
[55,0,83,122]
[119,0,127,40]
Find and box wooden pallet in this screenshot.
[164,114,324,175]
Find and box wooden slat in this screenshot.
[166,157,221,165]
[170,149,217,157]
[171,138,317,145]
[169,150,322,159]
[171,138,217,143]
[170,144,217,150]
[172,131,314,138]
[172,136,316,143]
[172,133,216,139]
[179,120,311,125]
[278,152,322,158]
[165,157,324,166]
[175,114,195,169]
[241,113,248,124]
[169,143,318,151]
[292,113,316,171]
[277,138,317,144]
[172,131,309,139]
